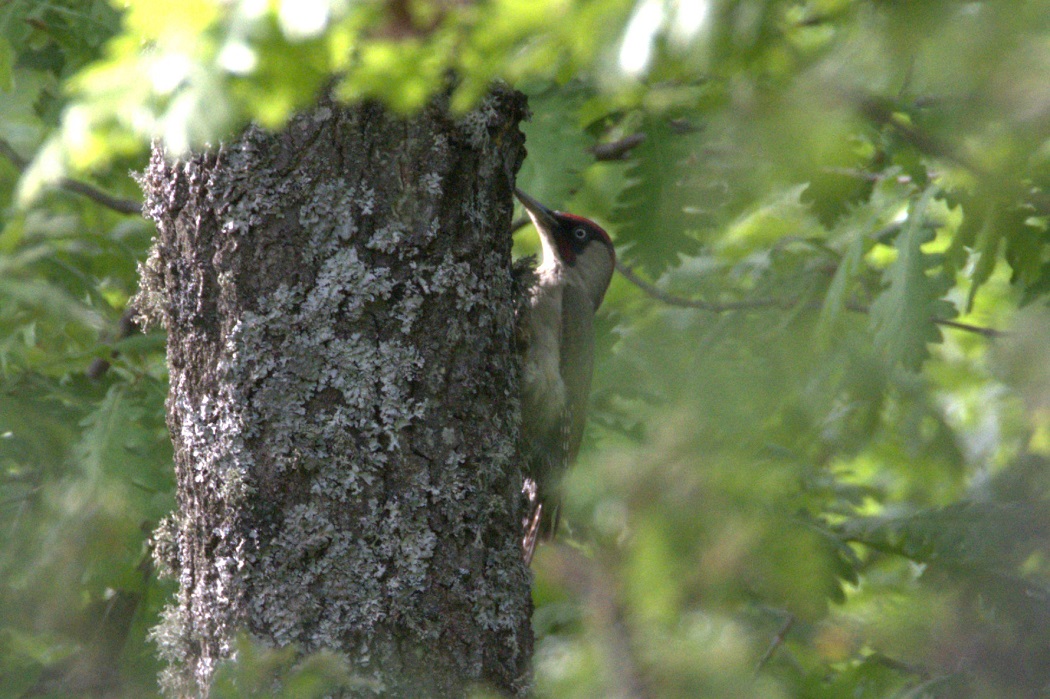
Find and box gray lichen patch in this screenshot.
[141,88,533,697]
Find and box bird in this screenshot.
[514,188,616,563]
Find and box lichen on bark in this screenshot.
[136,88,533,697]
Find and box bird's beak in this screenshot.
[515,188,559,235]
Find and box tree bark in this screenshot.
[137,88,532,697]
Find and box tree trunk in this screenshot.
[137,88,533,697]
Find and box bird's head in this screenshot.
[515,188,615,308]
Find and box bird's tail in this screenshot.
[522,477,559,565]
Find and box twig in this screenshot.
[616,260,789,312]
[857,98,987,178]
[0,138,142,215]
[86,308,141,380]
[0,138,27,169]
[856,95,1050,214]
[930,318,1005,339]
[868,652,931,680]
[55,177,142,215]
[592,133,647,161]
[617,261,1005,338]
[755,613,795,675]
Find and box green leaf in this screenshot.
[75,383,138,481]
[817,225,865,342]
[517,83,596,208]
[868,187,955,371]
[0,69,51,152]
[1004,207,1048,293]
[611,117,705,275]
[964,204,1001,312]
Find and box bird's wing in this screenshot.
[559,284,596,465]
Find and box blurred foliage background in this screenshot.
[3,0,1050,697]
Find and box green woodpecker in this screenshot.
[515,189,615,563]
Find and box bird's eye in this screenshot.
[573,228,588,241]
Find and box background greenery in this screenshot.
[3,0,1050,696]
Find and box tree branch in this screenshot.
[616,261,1005,338]
[86,308,142,380]
[0,138,142,215]
[755,613,795,675]
[868,653,932,680]
[928,318,1005,339]
[857,98,987,178]
[616,260,792,312]
[591,133,647,161]
[54,177,142,215]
